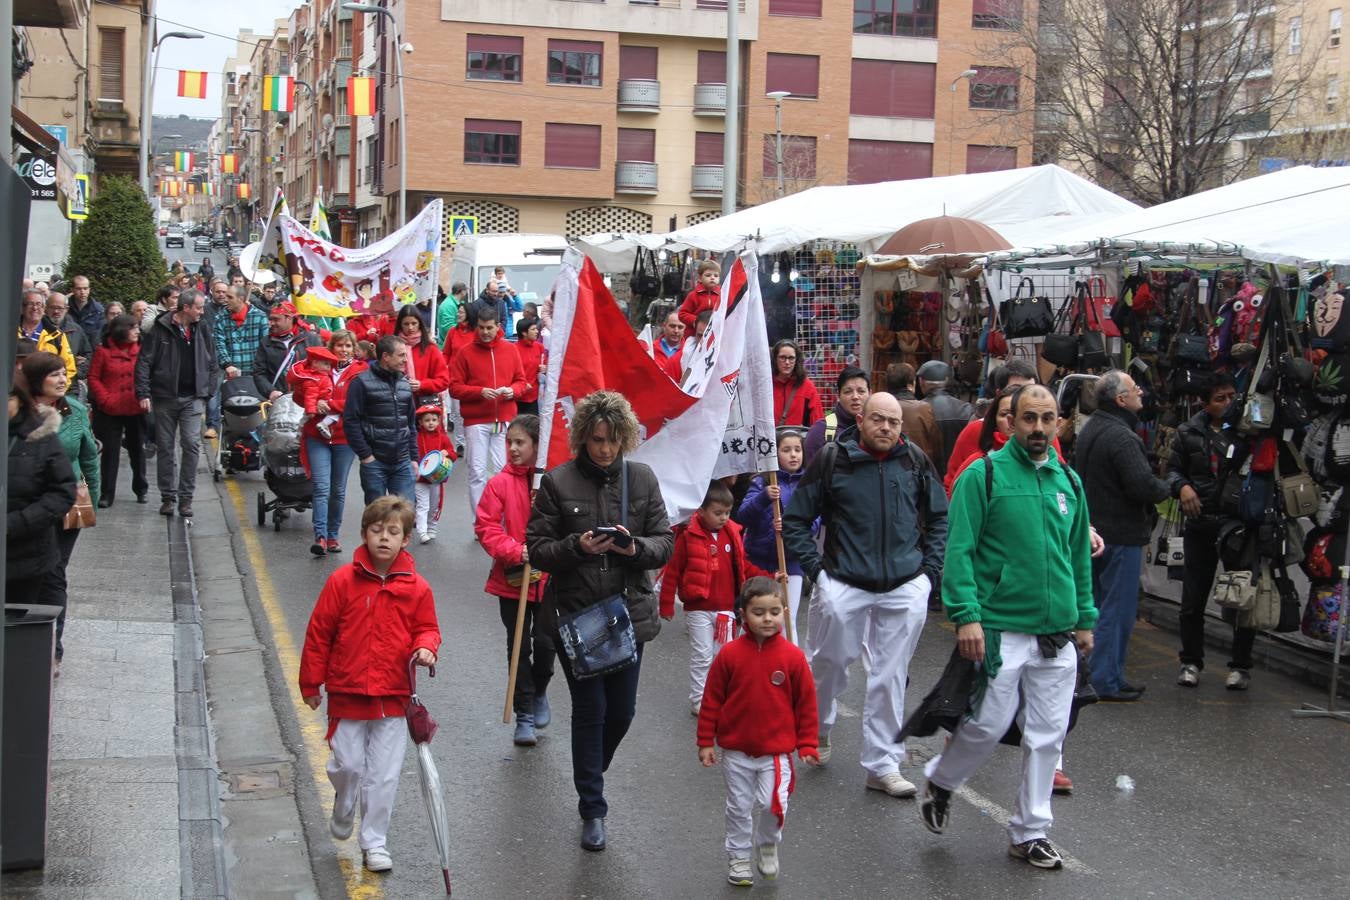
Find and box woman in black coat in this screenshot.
[6,385,77,600]
[526,390,673,852]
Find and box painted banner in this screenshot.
[256,197,443,319]
[348,77,376,116]
[538,251,776,522]
[177,70,207,99]
[262,75,294,112]
[309,189,331,241]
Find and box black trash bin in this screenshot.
[2,603,61,871]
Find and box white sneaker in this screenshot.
[756,844,779,879]
[866,772,918,798]
[427,530,437,541]
[727,856,753,886]
[419,532,432,544]
[1176,664,1200,687]
[1226,669,1251,691]
[363,846,393,872]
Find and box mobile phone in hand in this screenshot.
[592,525,633,549]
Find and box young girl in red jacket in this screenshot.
[473,413,553,747]
[413,404,457,544]
[513,319,547,416]
[698,576,819,887]
[661,481,774,716]
[299,496,441,874]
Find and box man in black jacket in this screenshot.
[784,392,948,797]
[343,335,417,504]
[135,289,217,517]
[917,360,975,476]
[1074,370,1171,701]
[253,301,321,399]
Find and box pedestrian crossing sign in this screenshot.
[449,215,477,244]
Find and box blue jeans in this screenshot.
[307,439,356,540]
[206,387,221,430]
[1090,543,1144,695]
[557,643,644,820]
[358,456,415,505]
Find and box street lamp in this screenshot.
[947,69,978,175]
[343,2,408,227]
[153,133,182,169]
[766,90,790,199]
[139,26,203,195]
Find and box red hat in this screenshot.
[306,346,339,364]
[415,404,444,418]
[272,301,297,316]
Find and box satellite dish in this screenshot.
[239,241,277,286]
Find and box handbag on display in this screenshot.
[1211,569,1258,611]
[1003,277,1055,338]
[1071,282,1109,369]
[1301,583,1346,644]
[1082,276,1122,338]
[1279,442,1319,519]
[1238,336,1276,434]
[1238,565,1281,631]
[1274,568,1303,632]
[63,481,96,530]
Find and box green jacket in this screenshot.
[435,296,459,350]
[55,395,101,507]
[941,438,1095,635]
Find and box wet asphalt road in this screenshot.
[210,445,1350,899]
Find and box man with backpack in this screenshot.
[782,392,948,798]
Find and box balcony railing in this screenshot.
[337,43,353,59]
[693,83,727,116]
[1233,109,1272,133]
[618,79,661,112]
[690,164,723,197]
[616,161,659,193]
[335,114,351,128]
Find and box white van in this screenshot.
[448,233,569,314]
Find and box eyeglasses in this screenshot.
[777,354,797,361]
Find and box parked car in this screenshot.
[211,234,230,248]
[165,227,184,248]
[158,225,169,237]
[193,235,212,253]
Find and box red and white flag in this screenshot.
[538,251,777,521]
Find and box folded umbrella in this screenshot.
[407,658,452,895]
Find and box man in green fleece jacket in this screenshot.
[919,385,1096,871]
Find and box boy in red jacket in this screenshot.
[661,482,773,716]
[677,259,721,331]
[299,496,441,874]
[698,576,819,887]
[413,404,457,543]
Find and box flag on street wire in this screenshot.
[177,70,207,99]
[348,77,377,116]
[537,252,777,522]
[186,183,196,194]
[237,183,252,200]
[161,180,180,197]
[173,151,193,171]
[220,153,239,174]
[309,189,332,241]
[262,75,294,112]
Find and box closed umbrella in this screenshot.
[406,658,452,895]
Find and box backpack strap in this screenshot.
[824,411,837,443]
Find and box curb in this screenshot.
[169,517,229,898]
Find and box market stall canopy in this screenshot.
[876,215,1012,256]
[577,164,1140,268]
[991,165,1350,267]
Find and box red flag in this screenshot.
[538,257,696,472]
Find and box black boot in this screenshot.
[580,817,606,851]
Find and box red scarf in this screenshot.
[230,305,249,326]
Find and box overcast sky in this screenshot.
[151,0,300,119]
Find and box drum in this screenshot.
[418,450,453,483]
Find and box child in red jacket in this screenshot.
[299,497,441,874]
[413,404,457,543]
[677,259,721,331]
[287,346,339,440]
[698,576,819,886]
[473,413,553,748]
[660,481,774,716]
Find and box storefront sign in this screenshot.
[16,151,58,201]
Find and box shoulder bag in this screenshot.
[1003,277,1055,338]
[1238,565,1281,631]
[1075,283,1110,370]
[555,461,639,679]
[1238,333,1275,434]
[1040,292,1081,368]
[1210,568,1257,611]
[1279,440,1319,519]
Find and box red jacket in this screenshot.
[654,339,683,382]
[406,341,450,396]
[347,313,394,342]
[660,516,770,618]
[298,546,442,702]
[415,425,457,481]
[325,360,367,446]
[677,284,720,331]
[514,337,546,404]
[773,375,823,428]
[88,340,142,416]
[697,632,819,758]
[447,334,526,426]
[474,462,549,600]
[441,325,476,368]
[288,359,335,416]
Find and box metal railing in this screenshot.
[616,161,659,193]
[693,82,727,115]
[618,78,661,111]
[690,164,724,196]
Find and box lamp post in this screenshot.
[344,2,407,227]
[947,69,978,175]
[766,90,790,198]
[139,26,203,195]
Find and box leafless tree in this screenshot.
[974,0,1315,203]
[745,134,823,205]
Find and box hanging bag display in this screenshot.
[1003,276,1055,338]
[1238,331,1275,434]
[1084,276,1122,338]
[1279,440,1319,519]
[1040,292,1080,368]
[1075,283,1110,370]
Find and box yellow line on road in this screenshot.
[224,480,384,900]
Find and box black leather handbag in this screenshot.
[1003,277,1055,338]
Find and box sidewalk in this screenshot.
[4,466,224,899]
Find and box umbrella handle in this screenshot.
[408,656,435,694]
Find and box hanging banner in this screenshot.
[174,151,194,171]
[237,183,252,200]
[257,197,443,319]
[348,76,377,116]
[177,70,208,99]
[262,75,295,112]
[220,153,239,174]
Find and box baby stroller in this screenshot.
[219,377,264,478]
[256,394,313,531]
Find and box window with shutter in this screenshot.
[464,119,522,165]
[766,53,820,99]
[545,123,602,169]
[695,132,724,166]
[98,27,125,100]
[697,50,727,85]
[467,34,523,82]
[972,0,1021,29]
[966,145,1017,173]
[769,0,823,15]
[619,46,658,81]
[847,139,933,184]
[617,128,656,163]
[849,60,936,118]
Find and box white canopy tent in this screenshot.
[577,164,1140,270]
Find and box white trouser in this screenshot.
[464,422,506,514]
[808,571,929,777]
[687,610,737,705]
[327,717,408,850]
[722,749,794,856]
[447,396,464,443]
[781,575,804,649]
[414,482,443,534]
[925,632,1077,845]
